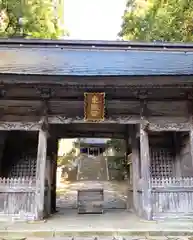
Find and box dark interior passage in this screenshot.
[0,131,38,178]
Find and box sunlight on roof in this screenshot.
[64,0,126,40]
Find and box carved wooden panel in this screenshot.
[150,148,173,178]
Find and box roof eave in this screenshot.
[0,38,193,50]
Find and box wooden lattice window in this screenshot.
[9,156,37,178]
[150,148,173,178]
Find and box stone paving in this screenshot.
[56,180,128,210]
[1,181,193,240]
[1,210,193,240]
[24,237,193,240]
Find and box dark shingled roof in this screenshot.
[0,39,193,76]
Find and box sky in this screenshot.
[64,0,126,40]
[60,0,126,155]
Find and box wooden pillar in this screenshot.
[130,125,140,213]
[140,124,152,220]
[173,132,181,177]
[189,117,193,170]
[188,97,193,176]
[35,128,48,220]
[51,137,58,213]
[0,132,7,176]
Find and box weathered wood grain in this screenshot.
[0,99,189,117]
[130,125,140,214]
[151,177,193,219]
[0,116,189,131]
[173,133,182,177]
[148,122,190,132]
[140,123,152,220]
[35,127,48,220]
[180,133,193,177]
[0,121,40,131]
[0,177,36,220]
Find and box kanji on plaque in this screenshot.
[84,93,105,121]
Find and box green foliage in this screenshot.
[106,139,130,177]
[57,148,76,167]
[119,0,193,42]
[0,0,67,38]
[106,139,126,154]
[107,139,126,163]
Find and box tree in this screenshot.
[0,0,68,38]
[119,0,193,42]
[106,139,126,154]
[57,148,76,167]
[57,140,78,167]
[106,139,130,179]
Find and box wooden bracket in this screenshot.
[187,90,193,101]
[40,101,50,136]
[140,98,149,125]
[141,120,150,131]
[0,88,6,98]
[40,117,49,132]
[36,87,54,100]
[134,89,149,99]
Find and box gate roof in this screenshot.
[0,39,193,76]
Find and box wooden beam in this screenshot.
[1,74,193,87]
[0,115,189,131]
[35,127,48,220]
[148,122,190,132]
[49,115,188,125]
[55,132,124,138]
[0,99,188,108]
[49,115,141,124]
[0,122,40,131]
[140,124,152,220]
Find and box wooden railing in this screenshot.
[151,177,193,219]
[0,177,36,221]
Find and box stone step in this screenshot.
[0,230,193,240]
[77,155,108,181]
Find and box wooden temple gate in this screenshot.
[0,39,193,221]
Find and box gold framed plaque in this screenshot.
[84,92,105,122]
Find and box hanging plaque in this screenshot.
[84,92,105,122]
